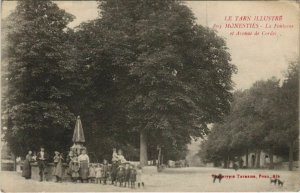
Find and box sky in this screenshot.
[2,1,299,90]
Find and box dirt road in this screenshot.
[1,167,299,192]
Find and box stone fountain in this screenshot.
[71,116,86,154]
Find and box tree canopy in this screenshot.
[3,0,76,155]
[95,0,236,164]
[200,60,299,170]
[3,0,236,163]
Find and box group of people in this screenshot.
[21,146,145,188]
[67,147,90,183]
[109,148,144,188]
[22,147,50,181]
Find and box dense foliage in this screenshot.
[2,0,76,156]
[200,60,299,170]
[3,0,235,163]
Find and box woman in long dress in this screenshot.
[22,151,33,179]
[78,149,89,182]
[53,152,64,182]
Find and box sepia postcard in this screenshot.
[1,0,299,192]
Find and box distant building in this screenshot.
[241,151,283,169]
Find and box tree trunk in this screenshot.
[140,130,148,166]
[269,150,274,169]
[246,149,249,168]
[157,146,161,166]
[223,155,230,168]
[256,150,261,168]
[288,141,294,171]
[223,157,227,168]
[238,156,243,168]
[12,153,17,171]
[251,153,255,168]
[227,155,230,168]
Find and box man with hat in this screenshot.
[36,146,49,182]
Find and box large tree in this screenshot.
[68,19,140,162]
[3,0,76,156]
[3,0,236,164]
[199,91,252,168]
[275,60,299,170]
[244,78,281,168]
[97,0,236,165]
[200,73,299,170]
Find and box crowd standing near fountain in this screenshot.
[22,147,144,189]
[20,116,144,188]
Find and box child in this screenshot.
[124,163,131,187]
[71,161,80,183]
[88,163,96,183]
[129,165,137,188]
[95,163,102,184]
[136,165,144,188]
[102,159,109,185]
[111,161,118,185]
[117,165,125,187]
